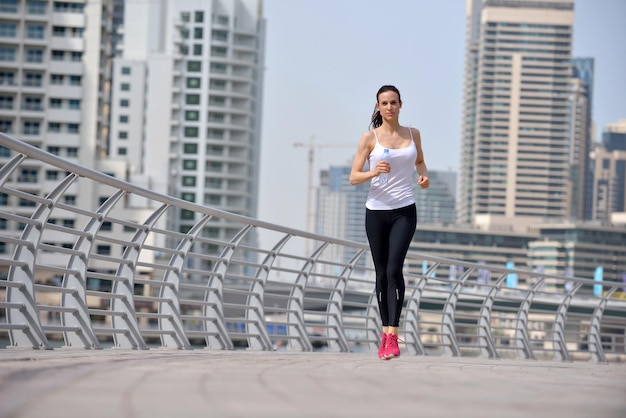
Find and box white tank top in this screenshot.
[365,128,418,210]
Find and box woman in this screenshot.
[349,85,429,360]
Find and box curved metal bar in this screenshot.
[552,282,583,361]
[0,153,27,186]
[327,250,363,352]
[7,173,79,348]
[404,269,429,356]
[61,187,127,349]
[111,203,170,349]
[158,214,213,349]
[287,242,331,351]
[514,277,545,360]
[477,272,508,358]
[234,225,273,351]
[263,233,311,351]
[588,285,618,363]
[440,262,463,356]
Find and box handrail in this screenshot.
[0,132,625,362]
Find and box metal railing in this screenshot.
[0,132,625,362]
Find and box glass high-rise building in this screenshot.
[457,0,581,226]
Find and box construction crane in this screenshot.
[293,136,353,252]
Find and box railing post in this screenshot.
[478,272,507,358]
[513,277,545,360]
[552,282,583,361]
[588,286,617,363]
[441,262,463,356]
[403,272,427,356]
[111,204,171,349]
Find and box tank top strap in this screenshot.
[408,126,414,141]
[372,129,380,145]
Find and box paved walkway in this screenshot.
[0,349,625,418]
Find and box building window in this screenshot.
[68,99,80,110]
[0,95,13,109]
[0,22,17,37]
[181,192,195,202]
[120,99,129,107]
[120,82,130,91]
[52,26,64,36]
[193,28,203,39]
[24,72,42,87]
[182,176,196,187]
[64,195,76,205]
[0,145,10,157]
[185,94,200,105]
[54,1,84,13]
[118,147,127,155]
[67,123,79,133]
[209,79,226,90]
[28,1,47,15]
[22,121,40,135]
[194,11,204,23]
[0,46,16,62]
[118,131,128,139]
[67,147,78,157]
[49,98,62,108]
[0,0,18,13]
[69,75,81,85]
[46,170,59,180]
[184,127,198,137]
[26,24,45,39]
[119,115,128,123]
[182,159,197,170]
[187,61,201,72]
[193,44,202,56]
[70,52,81,62]
[48,122,61,133]
[121,66,131,75]
[183,143,198,153]
[181,12,190,22]
[50,74,63,84]
[47,146,60,155]
[96,245,111,255]
[51,50,64,61]
[0,70,15,85]
[185,110,199,121]
[25,49,44,63]
[186,77,201,88]
[211,46,227,57]
[180,209,195,220]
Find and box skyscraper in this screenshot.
[109,0,266,257]
[0,0,114,252]
[457,0,580,226]
[591,120,626,221]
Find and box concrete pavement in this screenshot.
[0,349,625,418]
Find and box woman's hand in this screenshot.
[417,175,429,189]
[375,160,390,176]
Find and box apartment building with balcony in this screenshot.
[109,0,266,271]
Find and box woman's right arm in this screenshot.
[349,131,378,185]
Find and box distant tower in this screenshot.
[457,0,577,225]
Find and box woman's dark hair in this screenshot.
[369,85,402,129]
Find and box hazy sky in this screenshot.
[257,0,626,234]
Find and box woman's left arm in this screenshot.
[411,127,430,189]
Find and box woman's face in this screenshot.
[376,91,402,121]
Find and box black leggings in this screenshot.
[365,204,416,327]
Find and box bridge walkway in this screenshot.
[0,349,625,418]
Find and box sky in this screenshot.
[257,0,626,234]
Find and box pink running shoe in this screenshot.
[378,334,388,360]
[385,334,401,359]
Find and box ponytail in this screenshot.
[369,106,382,129]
